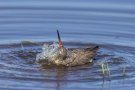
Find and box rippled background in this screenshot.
[0,0,135,46]
[0,0,135,90]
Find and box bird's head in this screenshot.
[56,30,67,60]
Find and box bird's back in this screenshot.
[59,46,99,66]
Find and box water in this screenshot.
[0,0,135,90]
[36,42,60,62]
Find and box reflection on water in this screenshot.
[0,0,135,90]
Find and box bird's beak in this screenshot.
[57,30,63,48]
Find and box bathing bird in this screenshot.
[36,30,99,66]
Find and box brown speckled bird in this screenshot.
[46,30,99,66]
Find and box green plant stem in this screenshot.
[123,65,126,76]
[106,63,111,81]
[101,63,105,76]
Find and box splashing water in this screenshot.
[36,42,60,62]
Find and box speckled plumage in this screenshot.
[52,46,99,66]
[36,30,99,66]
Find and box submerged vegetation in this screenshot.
[101,62,111,81]
[101,58,126,82]
[122,65,126,76]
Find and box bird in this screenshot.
[36,30,99,67]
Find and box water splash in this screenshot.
[36,42,60,62]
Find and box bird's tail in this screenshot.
[92,46,99,51]
[86,46,99,51]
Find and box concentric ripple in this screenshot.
[0,42,135,90]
